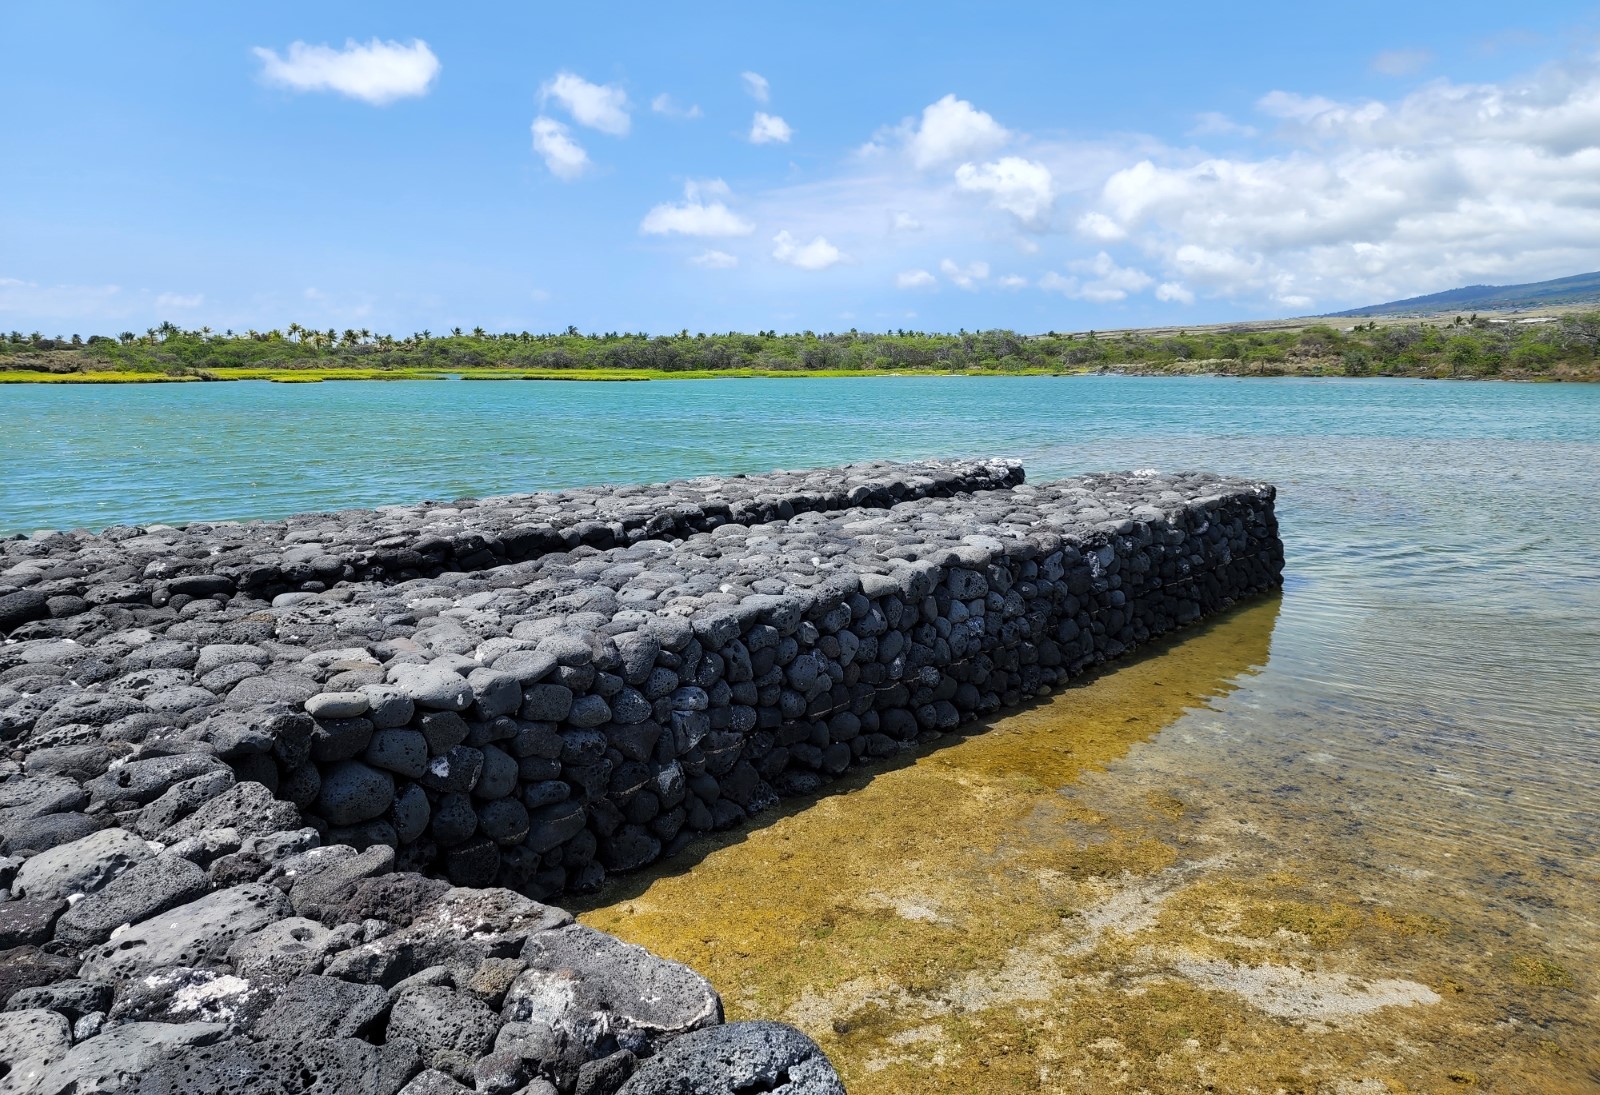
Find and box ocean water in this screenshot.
[4,375,1599,1090]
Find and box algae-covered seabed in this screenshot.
[579,598,1598,1093]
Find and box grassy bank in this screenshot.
[4,316,1598,382]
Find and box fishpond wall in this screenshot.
[0,461,1282,1095]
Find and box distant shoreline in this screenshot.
[0,366,1593,385]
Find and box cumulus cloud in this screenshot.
[651,93,701,119]
[1038,253,1154,302]
[1074,56,1600,308]
[691,250,739,268]
[998,274,1028,289]
[749,112,792,144]
[954,156,1055,226]
[905,94,1010,169]
[772,231,845,270]
[541,72,630,135]
[891,211,922,232]
[531,117,590,180]
[253,38,440,105]
[896,269,936,288]
[742,71,770,102]
[1155,281,1195,303]
[641,180,755,237]
[939,258,989,289]
[155,292,203,309]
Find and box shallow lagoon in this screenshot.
[4,375,1598,1090]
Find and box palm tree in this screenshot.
[286,322,304,343]
[452,327,463,337]
[472,326,486,338]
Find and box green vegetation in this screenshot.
[3,315,1598,382]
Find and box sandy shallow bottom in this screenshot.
[579,598,1597,1094]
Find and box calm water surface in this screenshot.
[4,376,1598,1091]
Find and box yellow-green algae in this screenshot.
[578,599,1597,1093]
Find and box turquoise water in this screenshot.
[4,375,1600,1084]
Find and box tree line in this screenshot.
[4,314,1598,379]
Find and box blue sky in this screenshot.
[4,1,1599,336]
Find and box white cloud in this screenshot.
[690,250,740,268]
[641,180,755,237]
[891,211,922,232]
[772,231,846,270]
[155,292,203,310]
[749,112,793,144]
[541,72,630,136]
[530,288,552,302]
[651,93,701,119]
[531,117,590,180]
[954,156,1055,226]
[939,258,989,289]
[905,94,1010,170]
[1072,56,1600,308]
[253,38,439,105]
[1155,281,1195,304]
[998,274,1028,289]
[1372,48,1432,76]
[742,71,770,103]
[1038,253,1153,302]
[1076,211,1127,241]
[896,269,936,288]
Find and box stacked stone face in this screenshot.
[0,462,1282,1095]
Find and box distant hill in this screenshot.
[1327,271,1600,317]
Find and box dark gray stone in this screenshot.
[507,924,721,1059]
[316,760,395,826]
[366,728,430,777]
[0,898,66,948]
[614,1021,844,1095]
[390,663,474,712]
[253,973,390,1041]
[79,883,292,981]
[12,827,151,901]
[53,855,210,950]
[388,985,502,1064]
[157,780,301,844]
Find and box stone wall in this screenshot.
[0,462,1282,1095]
